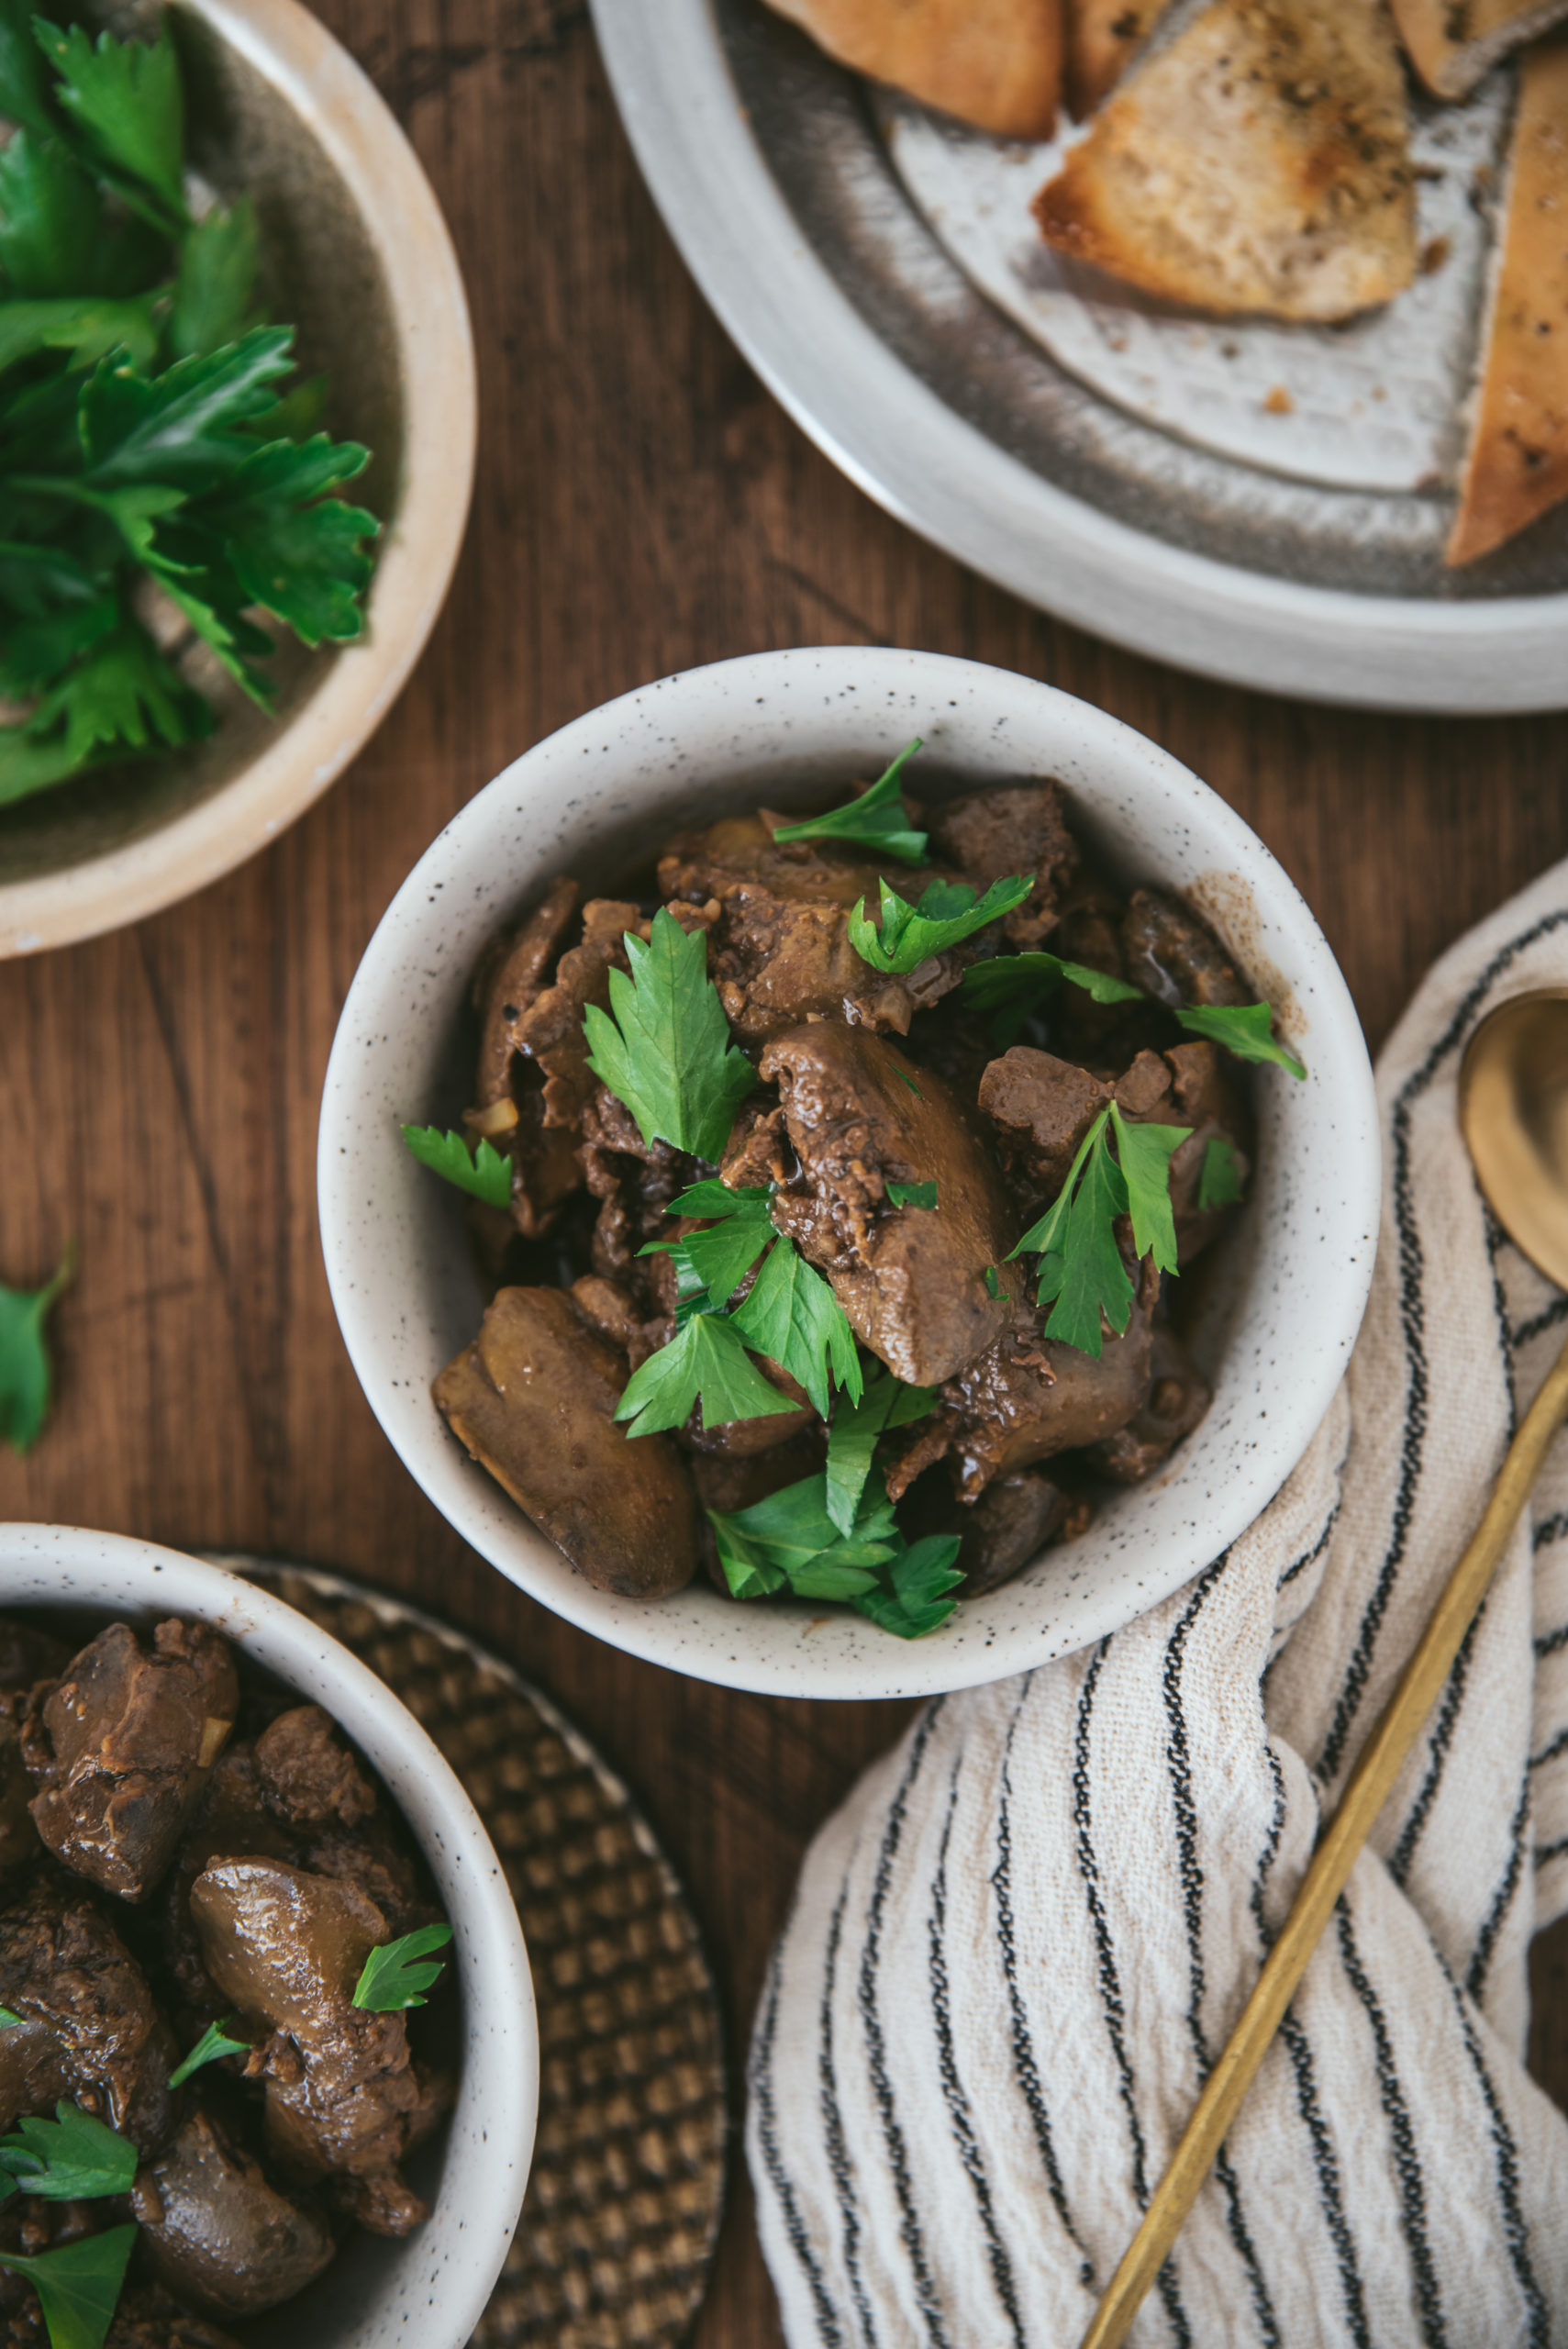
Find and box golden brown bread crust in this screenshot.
[1390,0,1568,97]
[1065,0,1164,117]
[764,0,1062,139]
[1447,38,1568,566]
[1032,0,1417,321]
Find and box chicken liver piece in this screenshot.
[0,1875,177,2146]
[189,1859,426,2233]
[1121,887,1249,1010]
[928,780,1078,949]
[24,1622,238,1904]
[139,2110,335,2319]
[761,1024,1016,1386]
[433,1286,700,1597]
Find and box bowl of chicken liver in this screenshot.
[0,1527,537,2347]
[318,646,1380,1700]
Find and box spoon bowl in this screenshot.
[1459,988,1568,1286]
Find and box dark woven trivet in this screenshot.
[218,1560,728,2349]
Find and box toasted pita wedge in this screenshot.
[1448,39,1568,565]
[764,0,1062,138]
[1391,0,1568,98]
[1033,0,1417,320]
[1066,1,1165,117]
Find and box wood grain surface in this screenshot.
[4,5,1568,2341]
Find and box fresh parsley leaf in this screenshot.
[0,291,161,374]
[34,15,186,223]
[0,2102,137,2200]
[166,2015,248,2088]
[0,131,99,297]
[885,1180,937,1210]
[1108,1105,1189,1277]
[895,1068,923,1098]
[1174,1002,1306,1079]
[0,0,52,134]
[352,1921,453,2012]
[707,1471,900,1603]
[771,737,929,865]
[80,324,294,488]
[847,872,1033,974]
[168,196,258,360]
[615,1309,797,1439]
[190,429,375,644]
[731,1237,864,1422]
[0,1243,71,1452]
[400,1124,512,1209]
[0,615,209,806]
[0,2221,136,2349]
[583,907,755,1161]
[962,949,1144,1045]
[1011,1109,1132,1359]
[984,1264,1009,1301]
[1198,1134,1245,1210]
[643,1184,774,1313]
[825,1366,935,1536]
[0,2007,22,2028]
[851,1533,964,1640]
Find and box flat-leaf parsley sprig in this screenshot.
[352,1921,453,2012]
[400,1125,513,1208]
[583,908,756,1160]
[0,1243,73,1453]
[0,2099,139,2349]
[962,949,1144,1047]
[1010,1104,1191,1359]
[848,872,1034,975]
[772,738,929,865]
[1174,1001,1307,1079]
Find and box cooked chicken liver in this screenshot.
[433,1285,700,1596]
[0,1876,176,2145]
[929,781,1078,949]
[190,1859,426,2232]
[762,1025,1015,1386]
[141,2110,335,2318]
[24,1622,237,1904]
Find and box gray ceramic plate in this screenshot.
[591,0,1568,713]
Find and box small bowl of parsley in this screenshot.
[318,647,1382,1703]
[0,0,475,953]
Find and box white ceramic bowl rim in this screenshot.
[318,647,1381,1701]
[0,1526,538,2349]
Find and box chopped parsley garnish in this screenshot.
[731,1239,863,1421]
[707,1460,962,1639]
[848,873,1034,974]
[0,14,379,806]
[984,1264,1009,1302]
[824,1366,936,1536]
[1010,1105,1190,1358]
[167,2014,249,2088]
[885,1181,938,1210]
[895,1068,923,1097]
[0,1245,73,1453]
[644,1182,774,1314]
[0,2101,137,2200]
[0,2007,20,2029]
[772,738,929,865]
[615,1309,800,1438]
[583,908,755,1160]
[962,949,1144,1045]
[1175,1001,1306,1078]
[352,1921,453,2012]
[401,1125,513,1209]
[0,2223,136,2349]
[1198,1134,1246,1209]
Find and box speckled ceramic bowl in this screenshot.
[0,0,475,956]
[317,648,1380,1701]
[0,1527,537,2348]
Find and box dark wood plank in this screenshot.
[2,6,1567,2343]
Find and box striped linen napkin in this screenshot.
[748,860,1568,2346]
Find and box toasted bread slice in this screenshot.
[1066,1,1165,117]
[1391,0,1568,98]
[1448,38,1568,564]
[764,0,1062,139]
[1033,0,1417,320]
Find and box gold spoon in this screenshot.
[1080,987,1568,2349]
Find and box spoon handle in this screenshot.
[1079,1330,1568,2349]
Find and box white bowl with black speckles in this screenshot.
[0,1527,537,2347]
[317,647,1380,1701]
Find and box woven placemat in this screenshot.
[217,1559,728,2349]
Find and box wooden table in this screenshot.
[4,4,1567,2339]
